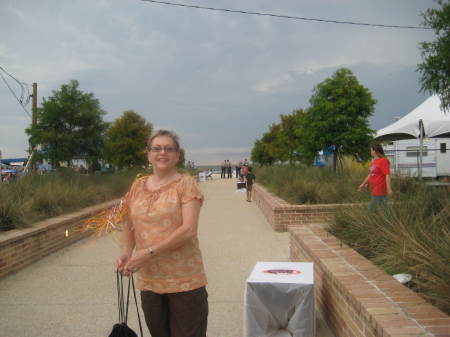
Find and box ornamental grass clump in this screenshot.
[329,183,450,314]
[0,170,138,231]
[254,164,368,204]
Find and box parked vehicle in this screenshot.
[383,138,450,178]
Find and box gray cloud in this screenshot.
[0,0,437,164]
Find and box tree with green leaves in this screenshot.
[301,68,376,170]
[278,109,311,165]
[104,110,153,169]
[252,110,313,166]
[274,114,295,164]
[251,123,282,165]
[26,80,107,168]
[417,0,450,111]
[177,148,186,169]
[251,139,271,166]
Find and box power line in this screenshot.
[0,66,30,104]
[23,83,31,107]
[141,0,431,30]
[0,68,32,118]
[0,65,32,106]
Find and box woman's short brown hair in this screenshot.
[147,129,180,151]
[371,143,385,157]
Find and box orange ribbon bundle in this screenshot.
[82,198,128,236]
[82,173,151,236]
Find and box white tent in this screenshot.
[375,95,450,141]
[375,95,450,178]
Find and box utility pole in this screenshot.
[32,83,37,127]
[30,82,38,171]
[24,83,38,174]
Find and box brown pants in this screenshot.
[141,286,208,337]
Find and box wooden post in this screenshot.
[418,119,423,179]
[32,83,37,126]
[28,82,38,172]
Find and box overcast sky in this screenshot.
[0,0,437,164]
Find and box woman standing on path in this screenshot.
[358,144,393,210]
[115,129,208,337]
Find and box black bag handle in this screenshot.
[116,271,144,337]
[116,271,124,323]
[130,274,144,337]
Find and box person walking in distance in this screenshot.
[221,160,226,179]
[115,129,208,337]
[227,160,233,179]
[236,161,242,178]
[358,144,393,211]
[3,172,11,184]
[240,163,248,182]
[245,167,256,202]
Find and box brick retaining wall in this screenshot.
[252,183,449,336]
[0,199,119,278]
[253,183,357,231]
[290,224,450,337]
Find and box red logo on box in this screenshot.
[263,269,302,275]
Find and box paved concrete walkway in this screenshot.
[0,176,334,337]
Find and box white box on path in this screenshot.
[245,262,315,337]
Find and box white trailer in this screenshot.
[383,138,450,178]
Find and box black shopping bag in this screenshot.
[109,272,143,337]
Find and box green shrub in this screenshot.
[0,166,199,232]
[329,184,450,314]
[0,199,26,231]
[254,164,369,204]
[0,170,140,231]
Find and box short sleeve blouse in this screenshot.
[124,174,206,294]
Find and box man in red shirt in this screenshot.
[358,144,393,210]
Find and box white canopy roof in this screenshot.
[375,95,450,141]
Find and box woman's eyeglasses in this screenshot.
[148,146,178,153]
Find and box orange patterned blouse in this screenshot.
[124,174,207,294]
